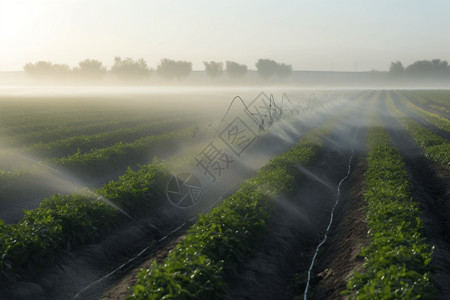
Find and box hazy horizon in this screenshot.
[1,0,450,72]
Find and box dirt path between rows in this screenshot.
[380,93,450,299]
[99,236,184,300]
[73,98,365,300]
[307,144,369,299]
[223,106,368,299]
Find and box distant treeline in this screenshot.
[23,58,292,81]
[389,59,450,79]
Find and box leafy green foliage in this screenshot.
[131,188,269,299]
[0,169,34,192]
[345,125,434,299]
[50,129,194,176]
[126,99,355,299]
[98,159,171,215]
[0,160,175,281]
[408,90,450,114]
[425,143,450,169]
[400,94,450,133]
[23,121,182,159]
[387,93,450,170]
[128,134,325,299]
[6,117,149,146]
[0,98,197,147]
[0,169,48,213]
[0,194,123,280]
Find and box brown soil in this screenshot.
[308,155,369,299]
[95,93,449,300]
[100,236,184,300]
[223,109,368,300]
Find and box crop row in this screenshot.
[0,169,49,220]
[0,114,324,283]
[0,109,111,136]
[0,160,171,281]
[0,170,42,209]
[0,127,190,222]
[5,117,160,146]
[404,91,450,119]
[0,95,358,287]
[127,130,327,299]
[126,95,364,299]
[50,128,196,176]
[22,120,185,159]
[345,117,433,299]
[387,93,450,169]
[1,109,123,137]
[0,99,163,136]
[396,92,450,132]
[0,128,196,221]
[408,90,450,108]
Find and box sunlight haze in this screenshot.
[1,0,449,71]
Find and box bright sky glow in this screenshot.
[0,0,449,71]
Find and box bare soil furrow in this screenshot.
[307,138,369,300]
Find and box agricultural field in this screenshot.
[0,87,449,300]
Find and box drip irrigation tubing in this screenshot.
[303,126,360,299]
[72,184,237,299]
[73,91,337,299]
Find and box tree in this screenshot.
[156,59,192,79]
[73,59,106,80]
[203,61,223,79]
[392,59,450,79]
[23,61,70,78]
[255,59,292,80]
[403,59,450,78]
[389,61,404,77]
[276,63,292,78]
[111,57,150,81]
[225,61,248,78]
[405,60,433,77]
[255,59,278,80]
[431,59,449,76]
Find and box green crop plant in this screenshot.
[126,125,342,299]
[398,93,450,133]
[387,93,450,169]
[50,128,195,176]
[98,159,171,215]
[345,118,433,299]
[0,194,123,281]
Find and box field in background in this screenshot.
[0,88,449,299]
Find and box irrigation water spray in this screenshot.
[70,90,343,299]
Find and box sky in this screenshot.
[0,0,449,72]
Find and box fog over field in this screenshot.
[1,1,450,300]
